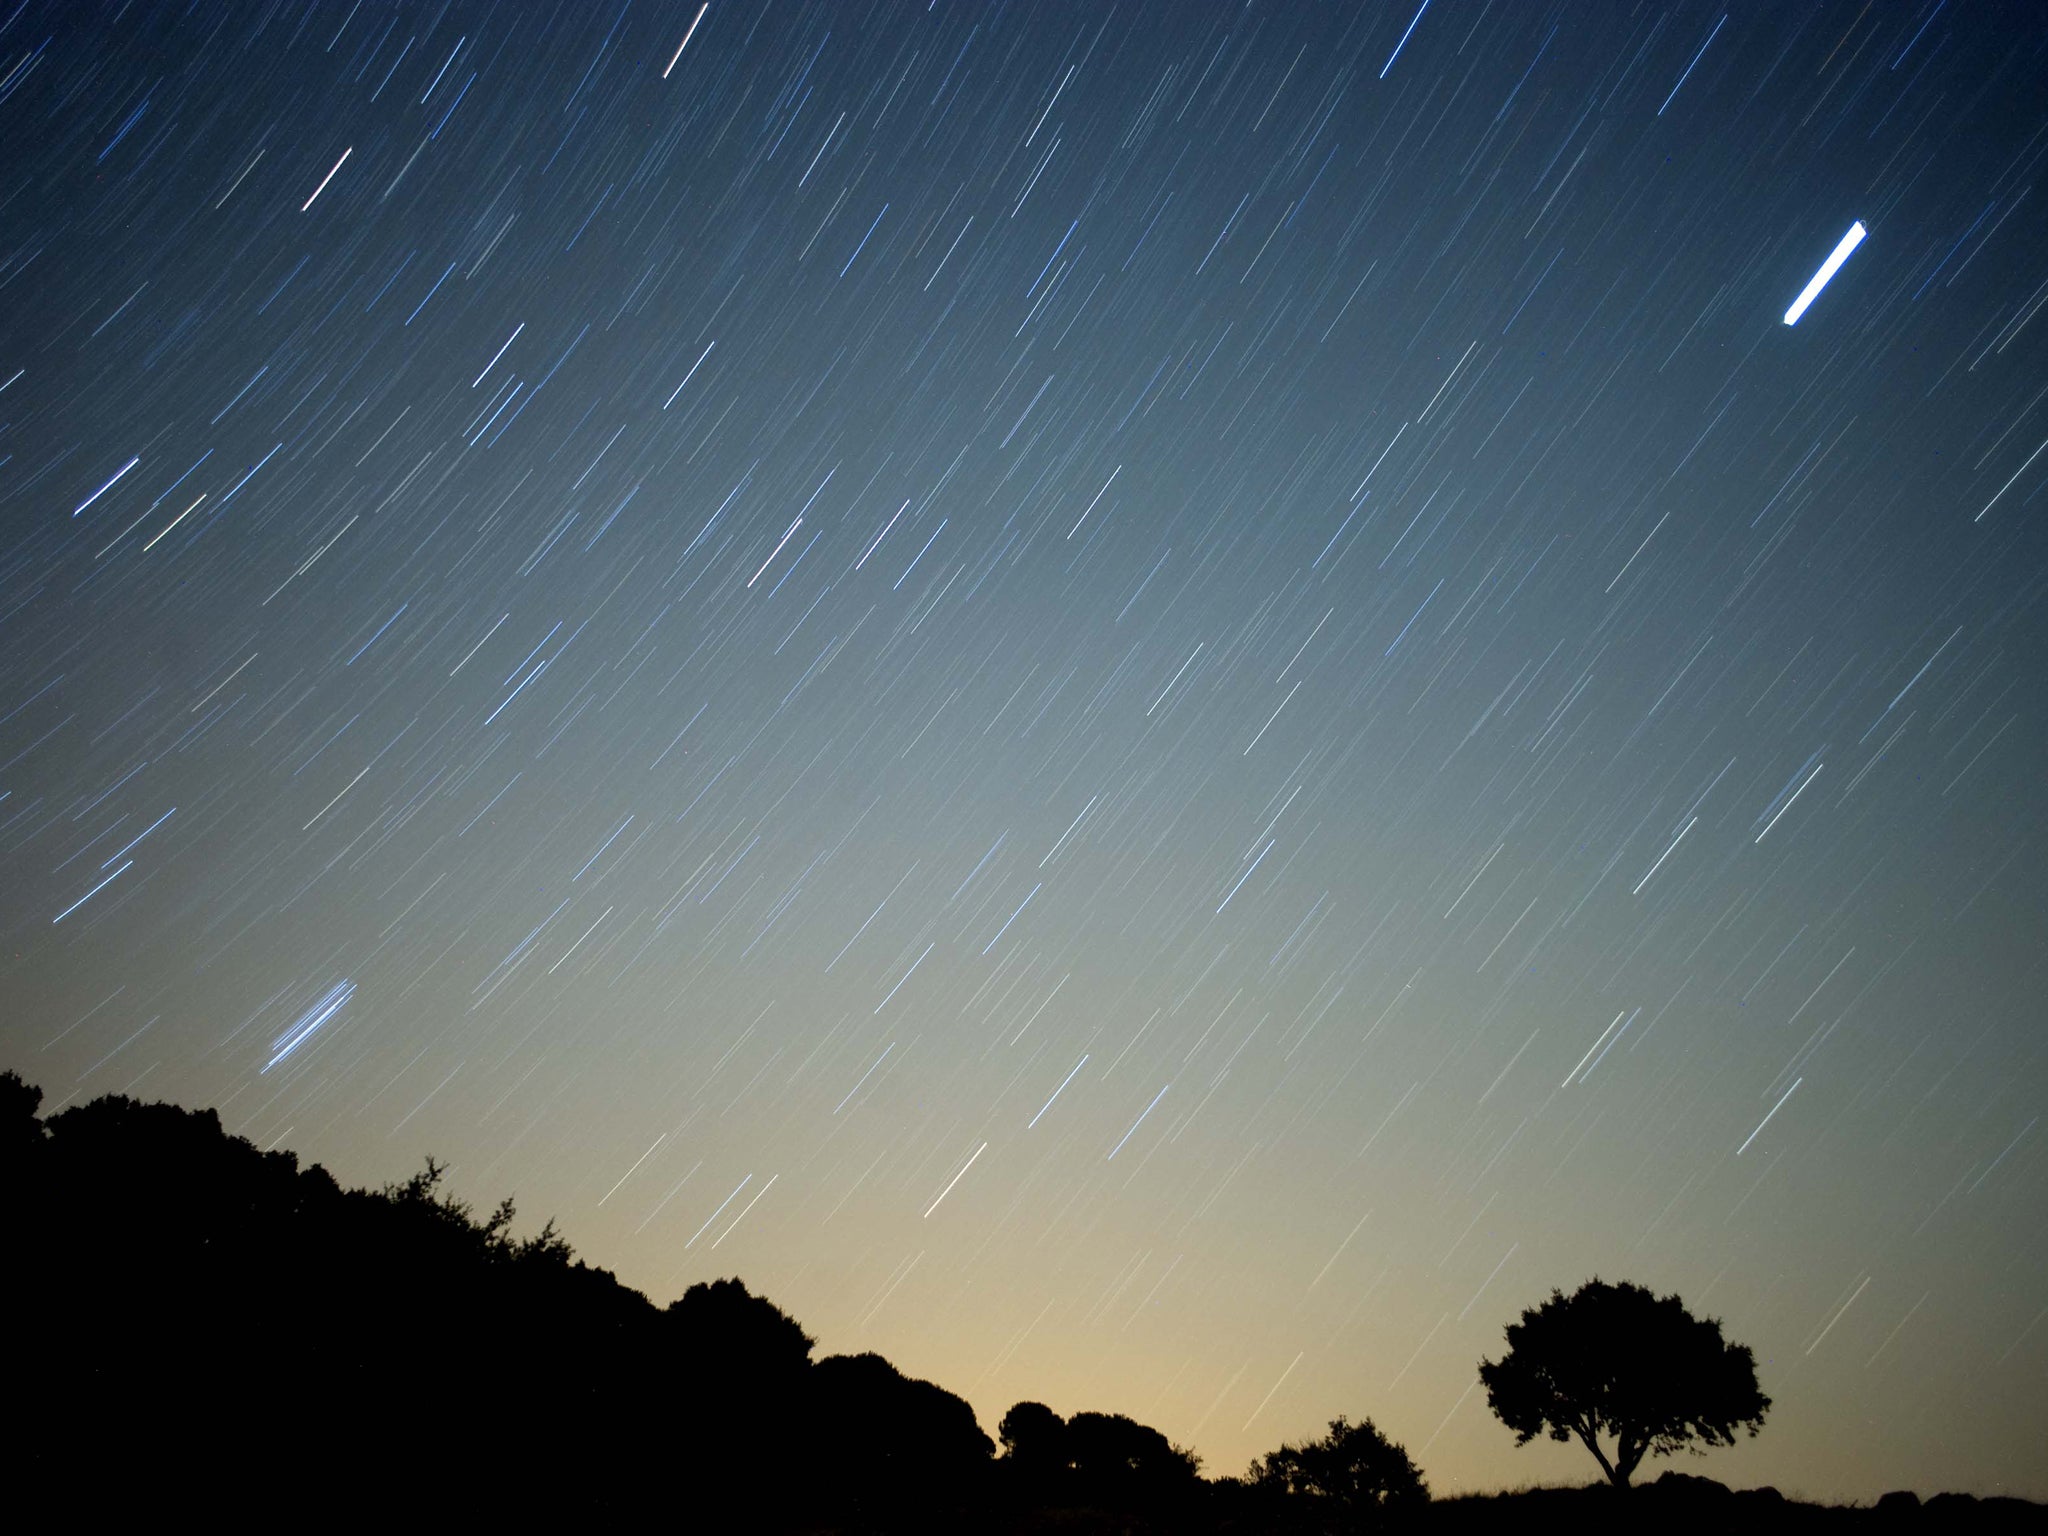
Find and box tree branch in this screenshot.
[1573,1420,1619,1487]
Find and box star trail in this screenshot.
[3,0,2044,1503]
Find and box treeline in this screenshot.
[4,1071,2038,1532]
[2,1070,1416,1530]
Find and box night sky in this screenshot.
[5,0,2045,1502]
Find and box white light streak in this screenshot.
[1241,1351,1304,1431]
[1866,1291,1930,1368]
[598,1134,668,1205]
[1108,1084,1169,1159]
[1028,1055,1089,1128]
[874,941,934,1012]
[1306,1210,1372,1292]
[53,860,133,923]
[924,1141,987,1218]
[472,322,523,386]
[546,906,614,974]
[747,516,803,587]
[1458,1241,1520,1321]
[1148,642,1204,715]
[301,146,351,211]
[833,1042,896,1114]
[1738,1077,1801,1154]
[1068,465,1120,539]
[1975,434,2048,522]
[663,4,708,78]
[709,1173,776,1248]
[1217,839,1274,913]
[1805,1275,1872,1355]
[685,1175,751,1247]
[1380,0,1431,80]
[1755,761,1822,842]
[1783,221,1866,325]
[663,340,715,408]
[1633,816,1697,894]
[1657,14,1725,116]
[1564,1011,1627,1087]
[450,613,509,676]
[263,980,355,1070]
[982,884,1040,954]
[73,456,139,516]
[856,499,909,571]
[1243,681,1301,754]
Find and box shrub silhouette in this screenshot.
[1477,1277,1770,1487]
[1248,1413,1428,1527]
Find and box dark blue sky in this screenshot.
[4,0,2044,1499]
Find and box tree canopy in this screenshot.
[1477,1277,1770,1487]
[4,1068,1449,1530]
[812,1350,995,1516]
[1249,1413,1429,1521]
[991,1399,1203,1516]
[999,1399,1068,1465]
[1,1069,962,1526]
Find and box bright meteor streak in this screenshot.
[263,979,355,1071]
[73,456,139,516]
[1783,220,1866,325]
[663,4,708,79]
[301,146,351,211]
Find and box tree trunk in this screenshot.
[1615,1436,1646,1488]
[1575,1426,1624,1487]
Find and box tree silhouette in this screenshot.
[809,1351,994,1523]
[5,1073,868,1523]
[0,1070,1809,1528]
[1249,1414,1428,1525]
[666,1274,816,1378]
[998,1398,1071,1502]
[1066,1408,1203,1503]
[999,1399,1068,1463]
[1477,1277,1770,1487]
[991,1400,1206,1519]
[1,1066,42,1161]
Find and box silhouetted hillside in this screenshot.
[1422,1480,2044,1536]
[4,1071,963,1527]
[4,1072,2037,1533]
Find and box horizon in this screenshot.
[3,0,2044,1507]
[5,1066,2022,1508]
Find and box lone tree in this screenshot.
[1478,1278,1769,1488]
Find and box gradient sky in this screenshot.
[4,0,2045,1503]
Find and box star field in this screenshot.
[4,0,2045,1500]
